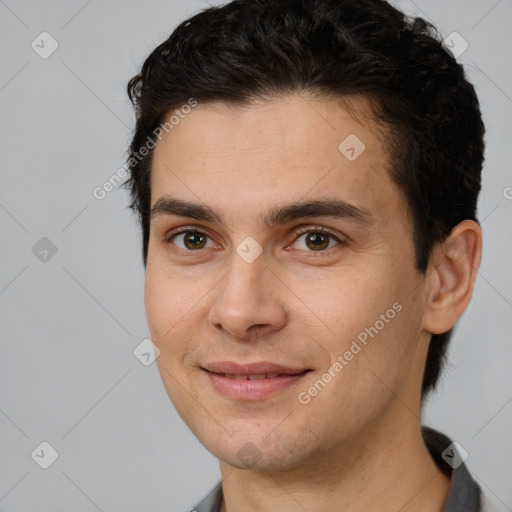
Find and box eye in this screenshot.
[292,228,343,252]
[170,230,215,251]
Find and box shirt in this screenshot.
[191,426,507,512]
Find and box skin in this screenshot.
[146,94,482,512]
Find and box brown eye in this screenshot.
[293,230,342,252]
[184,232,207,249]
[305,233,330,251]
[172,230,213,250]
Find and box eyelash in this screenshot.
[291,226,345,250]
[165,225,346,253]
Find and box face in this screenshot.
[146,94,430,473]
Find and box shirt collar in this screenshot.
[422,426,481,511]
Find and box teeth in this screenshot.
[222,373,281,380]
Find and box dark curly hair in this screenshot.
[125,0,485,398]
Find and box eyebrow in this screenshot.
[150,197,373,227]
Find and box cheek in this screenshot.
[144,270,167,338]
[144,261,208,375]
[299,265,393,342]
[296,260,417,381]
[145,267,201,412]
[144,262,184,343]
[338,290,423,402]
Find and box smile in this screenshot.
[202,363,312,400]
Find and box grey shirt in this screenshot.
[191,427,494,512]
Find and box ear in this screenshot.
[422,220,482,335]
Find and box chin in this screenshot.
[194,421,313,473]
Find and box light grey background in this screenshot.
[0,0,511,510]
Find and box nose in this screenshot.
[208,252,287,340]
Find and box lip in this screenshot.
[202,361,311,401]
[204,361,308,375]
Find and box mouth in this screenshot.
[202,362,312,400]
[212,372,304,380]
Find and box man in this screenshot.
[125,0,501,510]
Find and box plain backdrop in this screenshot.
[0,0,511,510]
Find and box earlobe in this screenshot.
[422,220,482,335]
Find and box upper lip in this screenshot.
[203,361,310,376]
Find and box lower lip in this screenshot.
[205,371,309,401]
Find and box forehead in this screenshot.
[150,93,408,228]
